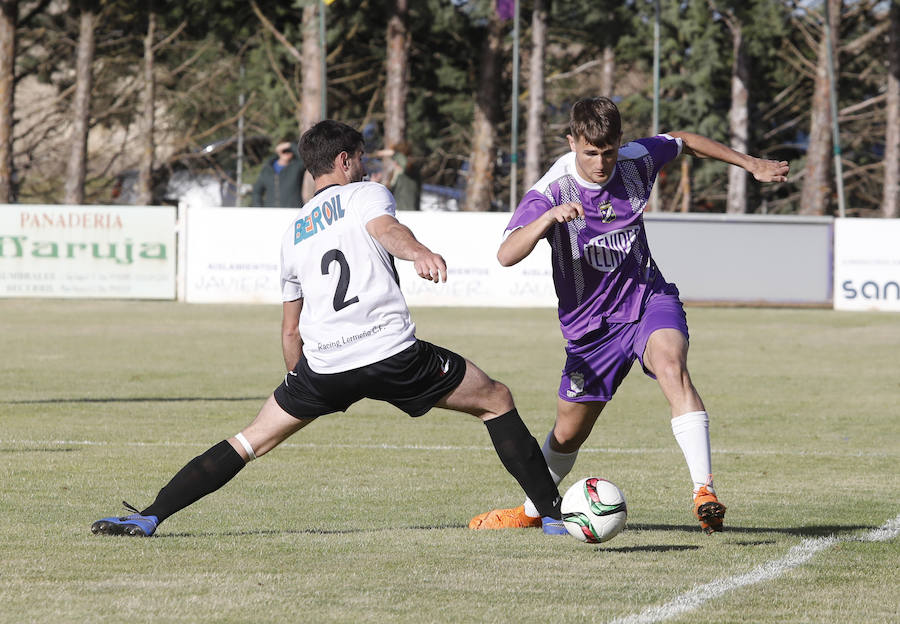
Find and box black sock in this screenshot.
[484,409,562,519]
[141,440,246,523]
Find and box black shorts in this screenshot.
[273,340,467,419]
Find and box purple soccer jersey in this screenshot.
[506,134,683,341]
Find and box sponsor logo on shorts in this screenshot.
[437,355,450,376]
[566,372,585,398]
[583,225,639,272]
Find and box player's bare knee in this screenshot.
[490,380,514,411]
[654,357,688,386]
[551,423,590,452]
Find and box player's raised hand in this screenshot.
[414,250,447,283]
[549,202,585,223]
[750,158,790,183]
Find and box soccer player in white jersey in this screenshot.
[91,120,562,537]
[469,97,789,534]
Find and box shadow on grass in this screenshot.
[153,523,469,538]
[5,396,264,404]
[96,522,876,540]
[626,522,876,537]
[599,544,699,553]
[0,447,79,453]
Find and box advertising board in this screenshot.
[183,207,295,304]
[393,212,555,308]
[833,218,900,312]
[0,205,176,299]
[181,208,555,307]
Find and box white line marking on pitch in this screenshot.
[0,439,895,458]
[606,514,900,624]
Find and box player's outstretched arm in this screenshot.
[669,131,789,183]
[366,214,447,283]
[281,298,304,371]
[498,202,584,266]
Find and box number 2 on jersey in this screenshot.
[321,249,359,311]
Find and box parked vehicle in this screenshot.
[110,136,271,207]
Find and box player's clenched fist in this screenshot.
[415,251,447,283]
[549,201,585,223]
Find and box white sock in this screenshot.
[523,431,579,517]
[671,410,714,495]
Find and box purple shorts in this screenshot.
[558,286,689,403]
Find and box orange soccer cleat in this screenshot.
[468,505,542,530]
[693,486,726,534]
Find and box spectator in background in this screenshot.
[251,138,306,208]
[376,142,421,211]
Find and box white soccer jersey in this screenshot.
[280,181,416,373]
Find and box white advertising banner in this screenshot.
[833,218,900,312]
[395,212,555,308]
[181,208,556,308]
[0,204,175,299]
[184,207,295,304]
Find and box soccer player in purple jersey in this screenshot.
[469,97,789,534]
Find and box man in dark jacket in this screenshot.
[251,138,306,207]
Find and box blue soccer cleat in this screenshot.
[91,501,158,537]
[542,515,568,535]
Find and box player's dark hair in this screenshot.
[569,97,622,147]
[299,120,365,177]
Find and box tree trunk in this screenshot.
[301,3,323,132]
[465,14,503,212]
[64,3,96,205]
[383,0,409,149]
[726,22,748,214]
[137,11,156,206]
[883,0,899,218]
[524,0,546,190]
[301,3,322,201]
[680,157,691,212]
[600,44,615,98]
[0,0,16,203]
[800,0,841,216]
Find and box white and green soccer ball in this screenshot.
[561,477,627,543]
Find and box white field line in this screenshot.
[607,514,900,624]
[0,438,896,458]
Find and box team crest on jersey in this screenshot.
[583,225,639,273]
[596,200,616,223]
[294,195,346,244]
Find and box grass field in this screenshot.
[1,299,898,623]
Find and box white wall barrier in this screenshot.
[181,206,294,304]
[180,208,835,308]
[833,218,900,312]
[4,204,897,313]
[388,212,556,308]
[644,213,833,305]
[0,204,175,299]
[178,209,555,307]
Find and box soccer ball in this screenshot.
[561,477,627,543]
